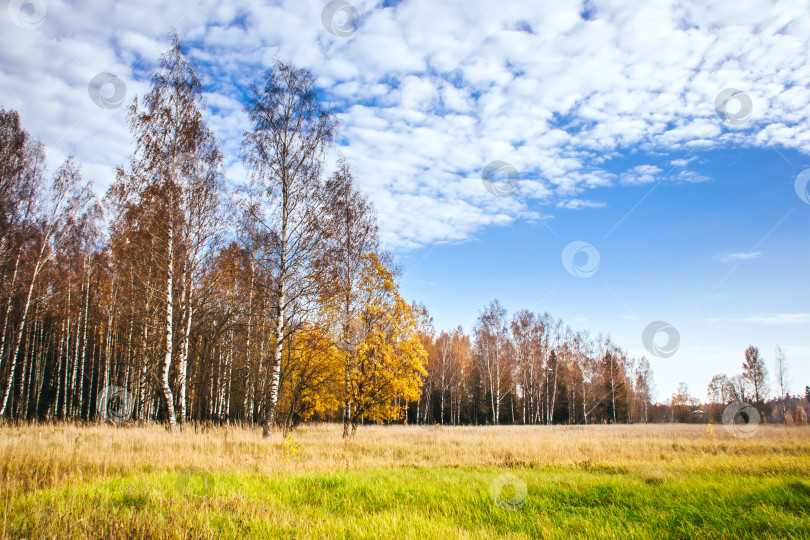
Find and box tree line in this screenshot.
[413,301,655,426]
[0,36,660,437]
[662,345,808,425]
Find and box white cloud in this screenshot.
[2,0,809,249]
[716,251,763,263]
[707,314,810,325]
[620,165,663,185]
[671,156,697,167]
[556,199,606,210]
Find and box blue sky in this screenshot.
[1,0,808,401]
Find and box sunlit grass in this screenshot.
[2,423,809,538]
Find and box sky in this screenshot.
[1,0,809,402]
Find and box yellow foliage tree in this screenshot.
[344,253,427,435]
[276,324,344,436]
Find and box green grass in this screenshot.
[7,465,810,539]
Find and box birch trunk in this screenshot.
[137,292,151,421]
[76,270,90,419]
[161,219,177,431]
[242,262,254,422]
[494,356,500,425]
[61,283,71,418]
[21,316,38,418]
[177,264,193,425]
[342,349,351,438]
[610,361,617,424]
[549,361,558,424]
[0,246,47,415]
[440,364,445,425]
[0,250,21,376]
[16,308,36,419]
[69,274,85,417]
[263,285,284,438]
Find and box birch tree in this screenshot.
[773,345,789,424]
[319,157,380,437]
[474,300,510,425]
[0,109,45,383]
[0,158,92,415]
[112,35,220,431]
[742,345,769,411]
[241,61,338,438]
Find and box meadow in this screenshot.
[2,423,809,539]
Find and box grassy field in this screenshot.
[2,422,809,539]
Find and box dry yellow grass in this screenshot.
[2,422,810,538]
[2,422,809,501]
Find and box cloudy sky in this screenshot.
[2,0,809,401]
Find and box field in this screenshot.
[2,423,810,539]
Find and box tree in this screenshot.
[276,324,342,437]
[174,126,224,426]
[728,374,753,403]
[773,346,789,424]
[0,158,92,415]
[573,329,597,424]
[241,61,338,438]
[0,108,44,260]
[433,331,452,424]
[411,301,434,425]
[319,157,379,437]
[344,253,427,435]
[510,309,539,425]
[707,373,732,404]
[671,382,699,423]
[0,108,45,392]
[474,300,510,425]
[634,357,654,423]
[742,345,769,411]
[796,406,808,425]
[112,35,221,431]
[600,345,627,424]
[707,373,733,422]
[449,326,471,425]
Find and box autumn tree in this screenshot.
[448,326,471,425]
[0,108,45,395]
[109,35,222,431]
[276,324,342,436]
[671,382,699,423]
[728,374,753,403]
[742,345,769,411]
[510,309,541,425]
[318,157,380,437]
[773,345,789,424]
[544,320,564,424]
[474,300,511,425]
[241,61,339,438]
[600,345,627,424]
[344,253,426,435]
[634,357,654,423]
[572,329,597,424]
[411,301,434,425]
[0,158,92,415]
[433,331,454,424]
[707,373,734,422]
[0,109,44,260]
